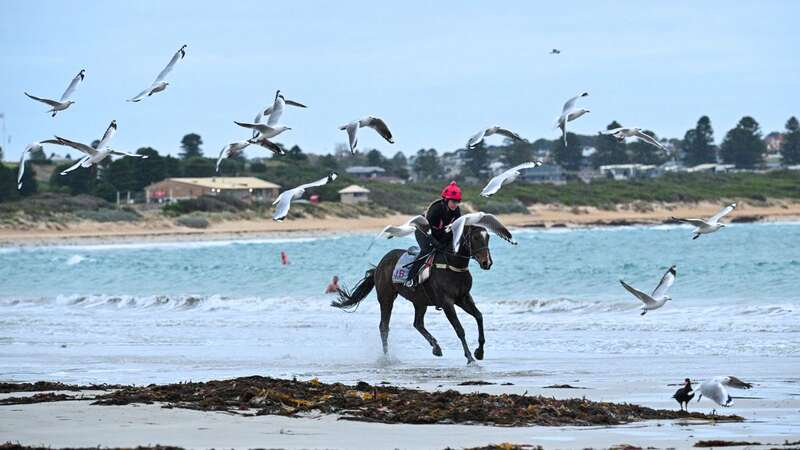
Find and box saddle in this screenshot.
[392,247,434,286]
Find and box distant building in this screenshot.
[600,164,660,180]
[338,184,370,204]
[345,166,386,179]
[764,132,784,153]
[145,177,281,204]
[519,164,566,185]
[685,163,735,174]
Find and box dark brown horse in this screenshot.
[332,226,493,364]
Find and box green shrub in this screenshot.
[162,195,249,216]
[75,209,140,222]
[176,215,210,229]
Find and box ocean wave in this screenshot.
[3,236,325,253]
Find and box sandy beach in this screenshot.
[1,200,798,247]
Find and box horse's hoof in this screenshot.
[466,358,476,365]
[432,346,443,357]
[474,348,484,360]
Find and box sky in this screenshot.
[1,1,798,161]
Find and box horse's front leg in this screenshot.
[413,302,442,356]
[441,301,475,364]
[457,294,485,360]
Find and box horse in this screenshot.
[332,226,493,364]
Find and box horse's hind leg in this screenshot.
[377,285,397,355]
[442,302,475,364]
[457,294,485,360]
[413,302,442,357]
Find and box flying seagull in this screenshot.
[672,203,737,240]
[672,378,695,412]
[215,140,251,173]
[339,116,394,154]
[619,265,676,316]
[550,49,561,55]
[253,90,307,138]
[128,45,187,102]
[555,92,589,145]
[695,376,752,409]
[467,126,525,149]
[272,172,338,221]
[17,140,60,189]
[24,69,85,117]
[46,121,148,175]
[480,161,543,197]
[247,136,286,156]
[446,212,517,253]
[365,215,430,252]
[601,127,667,151]
[234,122,291,139]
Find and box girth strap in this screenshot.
[433,263,469,273]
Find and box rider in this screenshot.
[405,181,462,287]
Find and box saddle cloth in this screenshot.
[391,247,419,284]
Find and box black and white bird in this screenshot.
[24,69,85,117]
[339,116,394,154]
[695,376,753,410]
[480,161,543,197]
[672,378,695,411]
[467,126,525,149]
[550,49,561,55]
[17,141,60,189]
[46,121,147,175]
[128,45,187,102]
[601,127,667,151]
[272,172,338,221]
[366,215,430,252]
[215,140,251,173]
[619,265,676,316]
[555,92,590,145]
[672,203,737,240]
[446,212,517,253]
[253,90,306,138]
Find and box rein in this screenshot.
[432,228,487,273]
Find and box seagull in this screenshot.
[555,92,589,145]
[17,140,60,189]
[24,69,85,117]
[128,45,187,102]
[672,378,695,412]
[339,116,394,154]
[253,90,307,138]
[695,376,752,409]
[46,121,148,175]
[247,136,286,156]
[215,140,251,173]
[480,161,543,197]
[234,122,291,139]
[446,212,517,253]
[619,265,676,316]
[467,126,526,148]
[366,215,430,252]
[272,172,338,221]
[672,203,737,240]
[550,49,561,55]
[601,127,667,151]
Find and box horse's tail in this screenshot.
[331,268,376,311]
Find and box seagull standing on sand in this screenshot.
[128,45,187,102]
[672,203,737,240]
[480,161,543,197]
[24,69,85,117]
[672,378,695,411]
[447,212,517,253]
[619,265,676,316]
[467,126,526,149]
[555,92,589,145]
[695,376,753,410]
[215,140,251,173]
[272,172,338,221]
[365,215,430,252]
[601,127,667,151]
[253,90,307,138]
[339,116,394,154]
[17,141,59,189]
[47,121,148,175]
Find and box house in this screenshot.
[338,185,370,204]
[600,164,660,180]
[519,164,566,185]
[345,166,386,179]
[145,177,281,204]
[685,163,735,174]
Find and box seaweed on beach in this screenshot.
[0,393,76,405]
[89,376,743,426]
[443,444,542,450]
[0,381,124,394]
[694,440,762,447]
[1,444,183,450]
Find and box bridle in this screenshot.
[460,227,489,263]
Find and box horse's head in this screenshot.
[463,226,492,270]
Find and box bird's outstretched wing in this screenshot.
[406,215,430,233]
[494,127,524,142]
[450,215,469,252]
[109,149,148,158]
[51,136,97,156]
[297,172,338,191]
[271,190,296,221]
[285,99,307,108]
[620,280,657,306]
[476,213,517,245]
[24,92,60,107]
[671,217,707,227]
[60,69,85,101]
[249,137,285,155]
[632,129,667,150]
[561,92,588,114]
[267,91,283,126]
[601,127,626,136]
[363,117,394,143]
[722,376,752,390]
[95,121,117,151]
[651,265,676,299]
[235,121,271,134]
[128,87,151,102]
[708,203,737,225]
[467,129,486,148]
[154,44,187,83]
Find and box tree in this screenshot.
[552,132,582,171]
[682,116,716,166]
[250,161,267,173]
[0,145,4,162]
[317,154,339,172]
[180,133,203,159]
[720,116,765,169]
[181,157,215,177]
[781,116,800,166]
[366,149,386,167]
[628,130,668,165]
[413,149,443,181]
[388,151,409,179]
[591,121,628,167]
[50,163,95,195]
[286,145,307,162]
[501,140,535,167]
[0,164,21,202]
[462,142,490,177]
